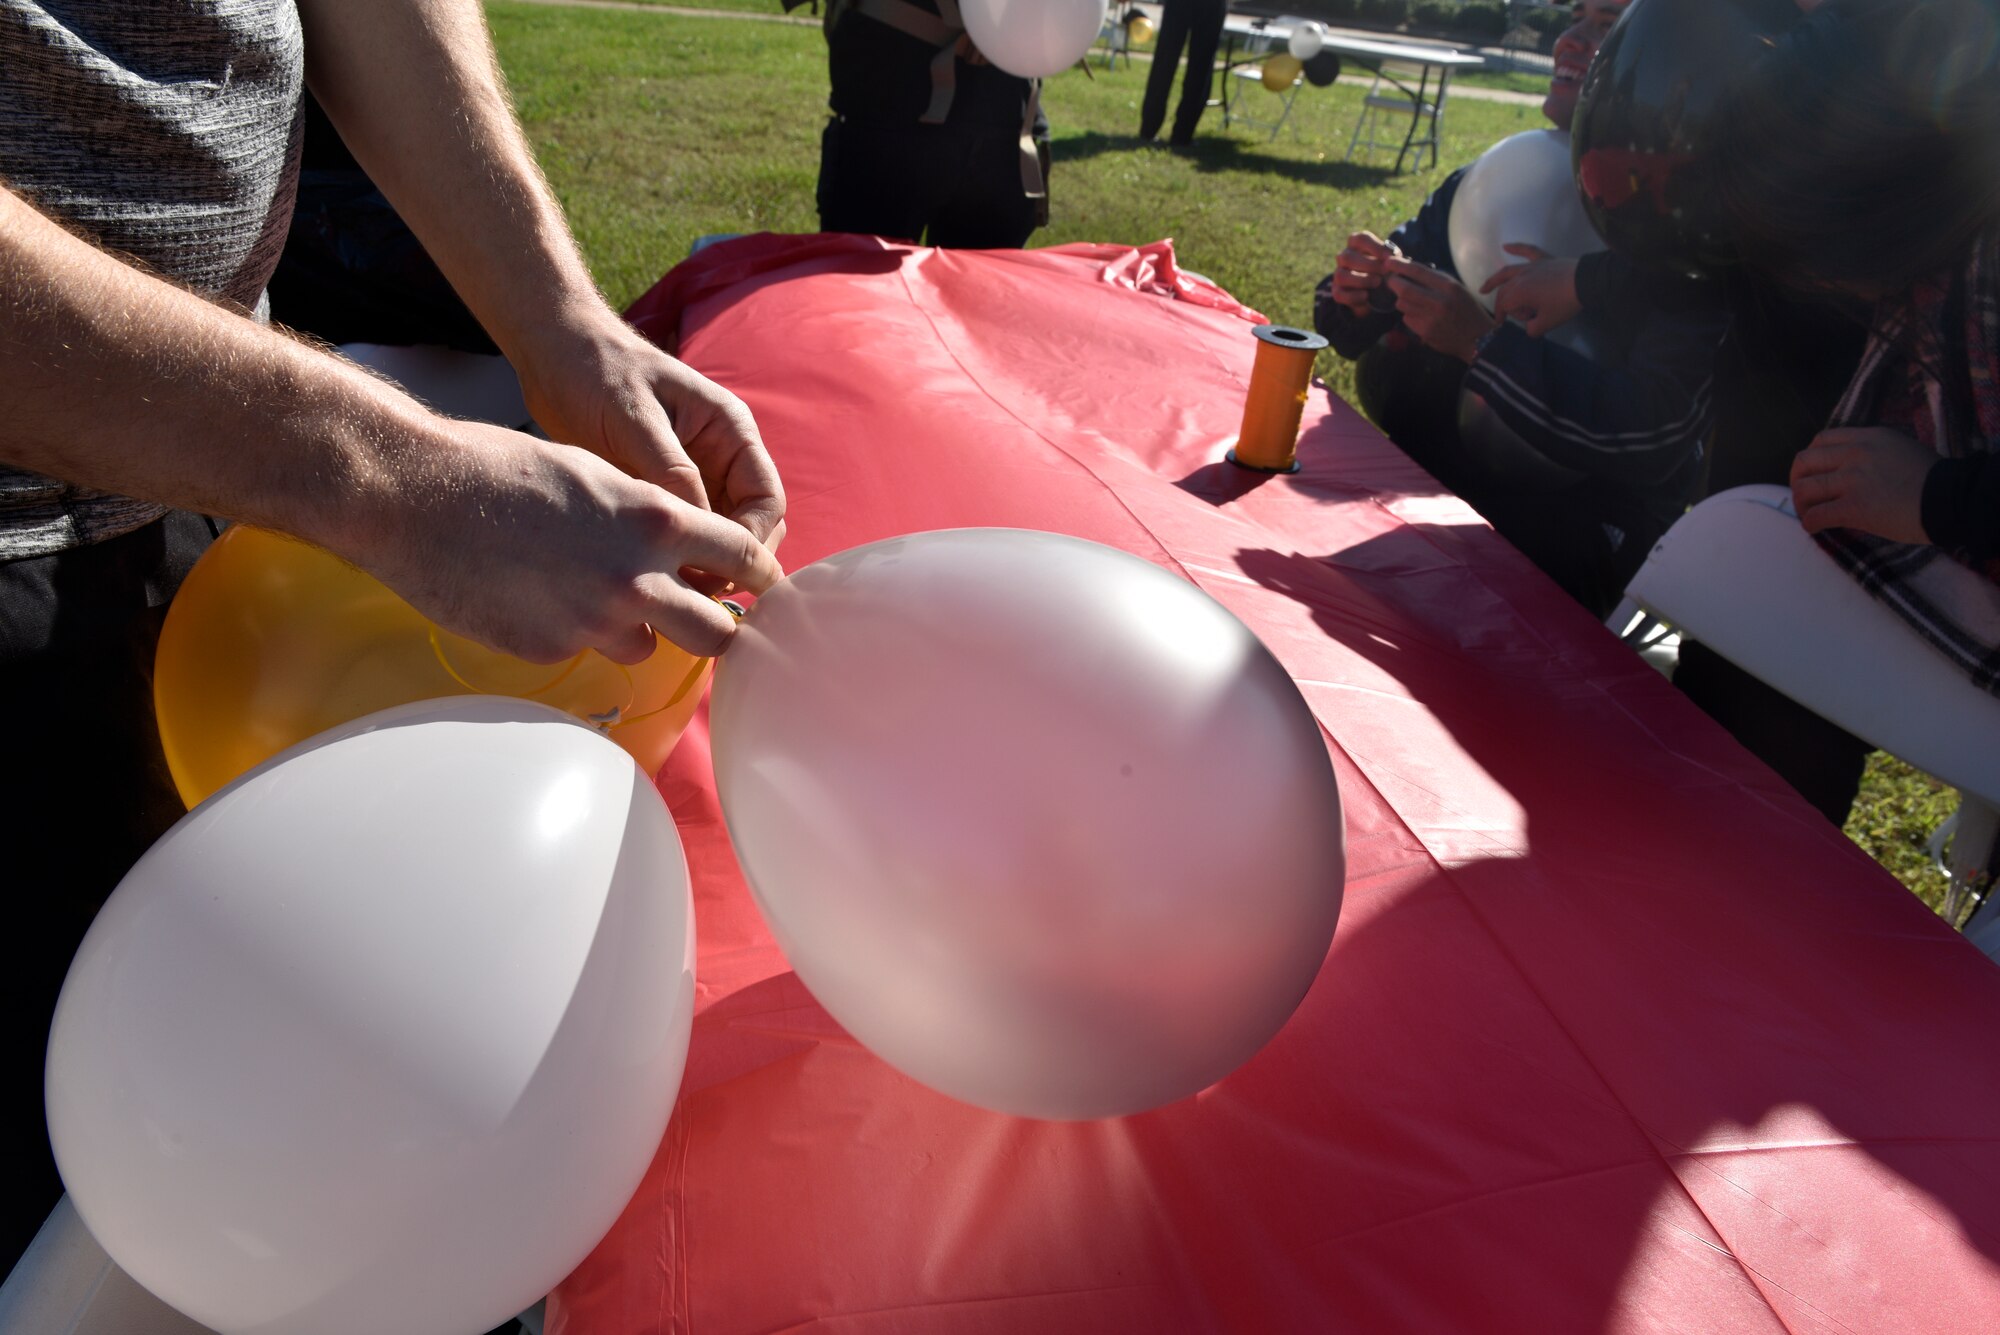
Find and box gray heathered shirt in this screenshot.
[0,0,304,560]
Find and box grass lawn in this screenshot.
[488,0,1962,914]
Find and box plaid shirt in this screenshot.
[1817,227,2000,695]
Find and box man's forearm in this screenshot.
[0,185,440,559]
[1,183,780,660]
[296,0,603,367]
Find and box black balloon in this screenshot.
[1569,0,1798,275]
[1304,52,1342,88]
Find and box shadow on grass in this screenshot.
[1052,130,1401,189]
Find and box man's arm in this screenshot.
[1458,300,1727,485]
[0,185,779,661]
[295,0,783,543]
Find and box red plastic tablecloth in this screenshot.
[553,234,2000,1334]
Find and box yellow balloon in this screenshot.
[155,526,713,807]
[1261,54,1303,93]
[1126,13,1155,44]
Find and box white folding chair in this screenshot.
[1095,7,1140,69]
[1225,63,1303,141]
[1622,485,2000,951]
[1221,30,1303,142]
[1345,58,1449,172]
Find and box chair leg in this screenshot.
[1345,75,1379,160]
[1269,83,1299,142]
[1947,795,2000,935]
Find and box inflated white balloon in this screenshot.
[711,529,1345,1120]
[1447,128,1607,313]
[960,0,1110,78]
[1287,20,1324,60]
[46,697,695,1335]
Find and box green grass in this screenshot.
[487,0,1962,914]
[491,0,1547,406]
[1849,754,1961,913]
[1452,66,1555,96]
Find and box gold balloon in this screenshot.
[1126,13,1156,44]
[155,526,712,807]
[1261,53,1303,93]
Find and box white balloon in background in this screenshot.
[1447,128,1607,314]
[960,0,1110,78]
[1287,20,1325,61]
[46,697,696,1335]
[711,529,1346,1121]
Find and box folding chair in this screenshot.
[1620,485,2000,955]
[1345,58,1449,172]
[1096,6,1141,70]
[1222,38,1303,142]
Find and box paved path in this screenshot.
[500,0,1546,104]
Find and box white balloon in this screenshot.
[960,0,1109,78]
[46,697,695,1335]
[1447,128,1607,314]
[711,529,1346,1120]
[1287,20,1324,61]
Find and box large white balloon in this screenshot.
[1448,129,1607,314]
[711,529,1346,1120]
[960,0,1109,78]
[46,697,695,1335]
[1287,20,1324,61]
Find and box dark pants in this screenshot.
[1673,634,1873,828]
[1139,0,1226,144]
[817,117,1044,250]
[0,511,215,1270]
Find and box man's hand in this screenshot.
[1481,245,1582,336]
[513,306,786,545]
[1329,230,1401,316]
[1384,256,1496,363]
[359,419,784,665]
[1791,427,1936,544]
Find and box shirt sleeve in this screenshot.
[1921,453,2000,577]
[1387,169,1463,275]
[1460,300,1729,486]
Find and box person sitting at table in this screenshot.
[1312,0,1728,618]
[1138,0,1226,147]
[1705,0,2000,691]
[1483,0,2000,830]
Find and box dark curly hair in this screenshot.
[1711,0,2000,299]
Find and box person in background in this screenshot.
[1314,0,1728,619]
[1,0,783,1273]
[810,0,1049,247]
[1138,0,1226,146]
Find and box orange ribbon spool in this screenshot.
[1227,324,1328,474]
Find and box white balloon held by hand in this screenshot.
[710,529,1347,1121]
